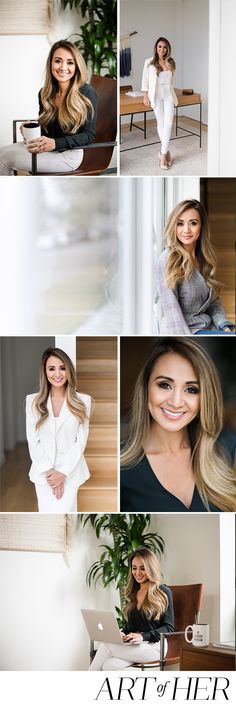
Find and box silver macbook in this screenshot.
[81,609,124,644]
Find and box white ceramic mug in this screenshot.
[185,623,209,647]
[23,122,41,144]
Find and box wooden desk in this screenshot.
[120,89,202,148]
[180,644,235,671]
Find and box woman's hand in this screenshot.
[52,482,65,500]
[27,136,56,153]
[143,91,150,107]
[46,469,66,487]
[123,633,143,644]
[223,326,233,332]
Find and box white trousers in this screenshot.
[154,96,174,154]
[35,480,77,512]
[0,142,83,175]
[89,639,167,671]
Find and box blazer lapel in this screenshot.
[56,397,71,432]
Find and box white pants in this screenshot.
[154,95,174,154]
[35,480,77,512]
[89,639,167,671]
[0,142,83,175]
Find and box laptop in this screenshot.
[81,610,123,644]
[81,609,124,644]
[81,609,143,645]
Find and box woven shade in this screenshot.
[0,514,67,552]
[0,0,52,35]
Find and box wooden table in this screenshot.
[120,89,202,148]
[180,643,235,671]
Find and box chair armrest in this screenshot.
[12,119,37,143]
[159,630,186,670]
[30,140,117,175]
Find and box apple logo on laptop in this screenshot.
[98,622,104,631]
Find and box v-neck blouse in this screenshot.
[120,429,236,513]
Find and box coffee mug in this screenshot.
[185,623,209,647]
[22,122,41,144]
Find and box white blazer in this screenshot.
[141,57,178,109]
[26,392,91,488]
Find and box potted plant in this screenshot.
[60,0,117,77]
[80,514,165,624]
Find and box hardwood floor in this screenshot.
[0,443,37,512]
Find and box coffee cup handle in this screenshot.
[185,624,193,643]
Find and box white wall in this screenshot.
[182,0,209,123]
[151,514,221,642]
[0,337,54,449]
[0,3,84,144]
[120,0,208,124]
[0,513,233,670]
[208,0,236,175]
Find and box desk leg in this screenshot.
[144,111,146,139]
[176,106,178,136]
[200,101,202,148]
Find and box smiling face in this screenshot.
[45,355,68,390]
[51,47,76,85]
[176,208,201,250]
[148,352,200,432]
[156,40,168,60]
[131,556,148,585]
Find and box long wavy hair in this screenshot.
[163,199,221,299]
[150,36,176,75]
[33,347,87,429]
[39,40,94,134]
[124,547,169,621]
[121,338,236,512]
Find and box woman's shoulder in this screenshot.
[26,392,38,404]
[80,82,97,100]
[160,584,173,601]
[217,427,236,464]
[158,248,170,265]
[26,392,38,414]
[76,391,91,403]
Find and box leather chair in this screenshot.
[12,74,117,176]
[130,583,204,671]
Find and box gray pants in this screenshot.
[0,142,83,175]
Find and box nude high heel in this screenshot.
[158,152,168,170]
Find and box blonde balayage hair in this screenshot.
[33,347,87,429]
[124,547,168,621]
[150,36,176,75]
[39,40,94,134]
[121,338,236,512]
[164,199,221,299]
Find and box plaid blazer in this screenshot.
[156,248,233,335]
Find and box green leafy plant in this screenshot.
[81,514,165,623]
[60,0,117,77]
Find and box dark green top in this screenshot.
[120,429,236,513]
[122,585,174,643]
[38,83,97,151]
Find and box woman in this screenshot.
[89,547,174,670]
[26,347,91,512]
[157,199,235,334]
[142,37,177,170]
[120,337,236,513]
[0,40,96,175]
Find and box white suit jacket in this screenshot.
[141,58,178,108]
[26,392,91,487]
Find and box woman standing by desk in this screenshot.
[142,36,177,170]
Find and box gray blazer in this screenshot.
[156,248,233,334]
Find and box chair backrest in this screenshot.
[166,583,204,663]
[76,74,117,175]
